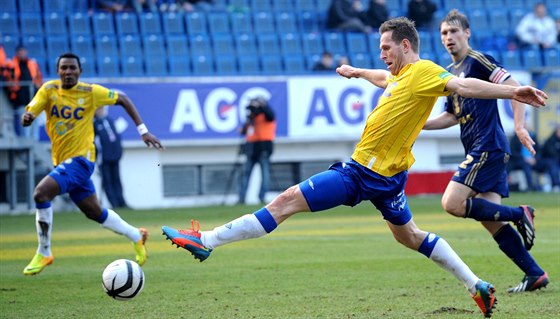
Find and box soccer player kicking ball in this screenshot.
[163,18,547,318]
[423,10,549,293]
[22,53,164,276]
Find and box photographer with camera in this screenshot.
[238,97,276,205]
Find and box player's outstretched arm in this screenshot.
[116,93,164,150]
[446,77,548,108]
[504,77,536,155]
[423,112,458,130]
[336,64,389,89]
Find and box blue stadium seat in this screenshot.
[346,33,368,54]
[119,34,143,59]
[438,52,453,68]
[279,33,303,55]
[2,35,19,57]
[302,33,324,55]
[96,55,121,77]
[20,13,43,35]
[140,12,162,35]
[298,11,319,33]
[18,0,41,12]
[162,12,185,34]
[367,32,381,53]
[420,51,437,64]
[168,56,191,76]
[166,34,189,58]
[212,34,235,56]
[509,9,525,29]
[191,55,214,75]
[521,49,542,71]
[0,12,19,36]
[484,0,504,10]
[145,58,168,76]
[442,0,463,12]
[257,33,280,55]
[121,56,145,76]
[260,55,283,74]
[185,12,208,35]
[21,35,45,59]
[462,0,485,10]
[315,0,332,12]
[294,0,315,12]
[468,9,489,33]
[283,55,305,74]
[238,56,260,74]
[543,49,559,67]
[275,12,297,34]
[116,12,139,35]
[189,34,212,56]
[143,34,166,58]
[1,0,17,13]
[323,32,346,55]
[229,0,249,10]
[507,0,526,9]
[92,12,116,36]
[472,29,494,51]
[79,55,96,77]
[208,12,230,34]
[95,35,119,59]
[384,0,400,12]
[43,0,66,13]
[501,50,523,70]
[69,12,92,36]
[306,54,321,71]
[230,12,253,34]
[46,35,69,63]
[350,53,372,69]
[44,12,67,36]
[272,0,294,12]
[253,12,275,34]
[70,35,94,59]
[234,33,257,55]
[215,55,237,75]
[488,10,510,32]
[418,31,433,52]
[251,0,272,12]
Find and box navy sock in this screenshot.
[494,224,543,276]
[418,233,440,258]
[97,208,109,223]
[465,198,523,221]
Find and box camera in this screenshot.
[246,97,267,117]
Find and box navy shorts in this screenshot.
[48,156,96,203]
[298,160,412,225]
[451,150,509,197]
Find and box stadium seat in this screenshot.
[79,55,96,77]
[294,0,315,12]
[418,31,433,52]
[18,0,41,12]
[279,33,303,55]
[168,56,191,76]
[43,0,66,13]
[70,35,94,60]
[95,35,119,60]
[315,0,332,12]
[367,32,381,52]
[488,10,510,32]
[501,50,523,70]
[420,51,437,64]
[119,34,143,59]
[44,12,67,36]
[306,54,321,71]
[185,12,208,35]
[212,34,235,56]
[0,12,19,36]
[350,53,372,69]
[438,52,453,68]
[208,12,230,35]
[145,58,168,76]
[20,13,43,35]
[463,0,485,10]
[272,0,294,12]
[302,33,325,55]
[484,0,504,10]
[92,12,116,36]
[21,35,45,59]
[46,35,69,63]
[250,0,272,12]
[509,9,525,29]
[507,0,526,9]
[162,12,185,34]
[256,33,280,55]
[297,11,319,33]
[1,35,19,57]
[283,55,305,74]
[1,0,17,13]
[230,12,253,34]
[323,32,346,55]
[346,33,368,54]
[191,55,214,75]
[275,12,298,34]
[238,56,260,74]
[228,0,249,10]
[385,0,400,12]
[468,9,489,33]
[121,56,145,76]
[260,55,283,74]
[234,33,257,55]
[116,12,139,35]
[442,0,463,12]
[143,34,166,58]
[214,55,237,75]
[69,12,92,36]
[522,49,543,69]
[96,55,121,77]
[166,34,189,58]
[253,12,275,34]
[189,34,212,56]
[543,49,559,67]
[140,12,162,35]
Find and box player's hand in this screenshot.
[336,64,357,79]
[515,127,536,156]
[513,86,548,108]
[142,133,164,150]
[21,112,35,127]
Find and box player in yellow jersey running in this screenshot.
[22,53,164,276]
[162,18,547,318]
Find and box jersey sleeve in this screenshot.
[92,84,119,108]
[25,82,49,116]
[475,51,511,84]
[413,61,454,97]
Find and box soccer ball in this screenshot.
[102,259,145,301]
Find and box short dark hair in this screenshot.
[56,52,82,71]
[440,9,470,31]
[379,17,419,53]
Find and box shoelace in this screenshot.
[178,219,200,235]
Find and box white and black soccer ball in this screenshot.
[102,259,144,301]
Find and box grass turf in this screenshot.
[1,193,558,318]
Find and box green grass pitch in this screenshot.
[1,193,558,318]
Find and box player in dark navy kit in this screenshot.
[424,10,549,293]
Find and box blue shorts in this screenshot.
[298,160,412,225]
[452,150,509,197]
[48,156,96,203]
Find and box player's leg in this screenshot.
[257,149,272,203]
[22,174,60,275]
[238,154,257,204]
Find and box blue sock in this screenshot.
[36,201,51,209]
[253,208,277,233]
[494,224,543,276]
[418,233,440,258]
[96,208,109,223]
[466,198,523,221]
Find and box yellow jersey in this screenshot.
[26,80,119,166]
[352,60,454,176]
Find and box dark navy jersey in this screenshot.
[445,49,511,154]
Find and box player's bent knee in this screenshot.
[441,200,464,218]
